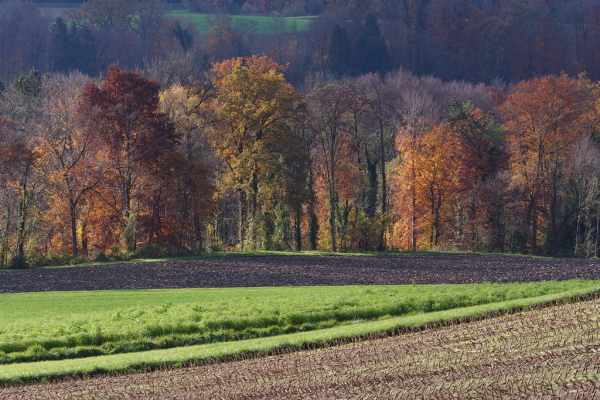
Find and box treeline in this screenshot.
[4,0,600,87]
[2,57,600,267]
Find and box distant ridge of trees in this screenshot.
[4,0,600,86]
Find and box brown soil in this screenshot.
[1,253,600,293]
[3,297,599,399]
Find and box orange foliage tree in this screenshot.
[499,75,586,253]
[394,122,475,249]
[35,74,105,257]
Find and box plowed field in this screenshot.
[1,253,600,293]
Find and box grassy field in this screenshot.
[171,11,312,34]
[0,279,599,384]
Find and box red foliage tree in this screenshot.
[79,65,178,252]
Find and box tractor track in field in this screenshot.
[1,253,600,293]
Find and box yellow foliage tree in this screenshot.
[208,55,307,248]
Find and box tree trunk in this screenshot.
[329,145,337,252]
[329,188,337,252]
[15,203,27,268]
[14,171,30,268]
[123,174,136,252]
[294,206,302,251]
[193,213,203,252]
[237,187,247,249]
[69,199,78,257]
[249,170,259,246]
[307,170,318,251]
[0,205,12,268]
[594,205,600,257]
[379,121,387,250]
[81,222,88,253]
[411,180,417,251]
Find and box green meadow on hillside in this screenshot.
[171,11,313,34]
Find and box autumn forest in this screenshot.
[2,0,600,267]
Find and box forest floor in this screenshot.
[1,253,600,293]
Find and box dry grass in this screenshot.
[2,297,600,399]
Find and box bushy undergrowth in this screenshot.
[22,246,197,268]
[1,280,598,364]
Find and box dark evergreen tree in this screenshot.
[355,12,391,75]
[328,24,353,77]
[75,25,97,75]
[172,20,194,52]
[50,17,71,73]
[50,17,97,75]
[14,69,43,97]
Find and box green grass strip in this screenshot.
[1,286,597,385]
[2,281,592,364]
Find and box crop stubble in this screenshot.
[2,297,600,399]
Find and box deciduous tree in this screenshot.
[208,55,307,249]
[80,66,177,252]
[499,75,585,253]
[395,123,472,248]
[305,80,358,251]
[36,72,104,257]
